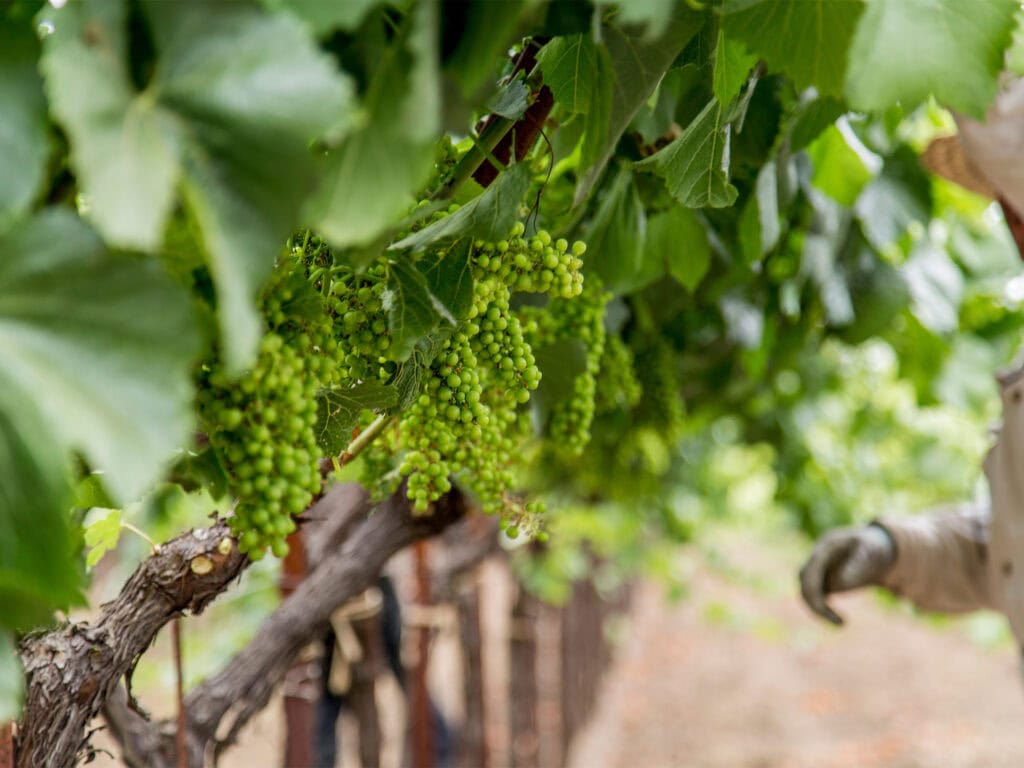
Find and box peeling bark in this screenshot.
[15,484,466,768]
[16,518,246,768]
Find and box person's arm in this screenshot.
[874,504,997,614]
[799,503,995,624]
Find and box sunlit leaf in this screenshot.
[846,0,1016,118]
[722,0,865,97]
[637,99,739,209]
[0,18,49,227]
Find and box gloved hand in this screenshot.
[798,523,896,625]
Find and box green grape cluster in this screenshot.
[325,264,392,385]
[471,222,585,298]
[198,330,323,560]
[397,333,490,512]
[594,334,643,414]
[379,219,590,519]
[634,337,685,441]
[524,277,610,454]
[467,288,539,403]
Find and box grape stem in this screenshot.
[121,521,161,553]
[432,114,515,200]
[337,413,397,467]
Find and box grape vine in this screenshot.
[196,216,591,557]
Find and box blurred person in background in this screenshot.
[800,77,1024,657]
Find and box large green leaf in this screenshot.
[0,396,80,631]
[722,0,865,98]
[536,34,599,115]
[0,19,49,228]
[646,205,711,291]
[0,632,22,720]
[636,99,739,209]
[575,9,706,205]
[583,168,646,293]
[41,0,353,370]
[391,163,531,252]
[313,0,439,252]
[0,209,200,502]
[845,0,1016,118]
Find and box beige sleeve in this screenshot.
[874,505,998,614]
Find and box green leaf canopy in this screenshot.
[722,0,865,98]
[845,0,1017,118]
[0,210,199,503]
[0,19,49,228]
[40,0,353,370]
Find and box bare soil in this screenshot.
[568,525,1024,768]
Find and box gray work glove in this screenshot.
[798,523,896,625]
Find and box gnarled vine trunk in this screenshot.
[15,483,466,768]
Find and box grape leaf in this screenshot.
[391,334,449,411]
[487,77,531,120]
[313,0,438,252]
[384,259,445,360]
[83,509,123,568]
[1008,9,1024,76]
[0,633,22,722]
[584,168,647,293]
[722,0,865,98]
[646,206,711,291]
[713,30,758,106]
[417,239,475,321]
[391,163,531,252]
[315,381,399,455]
[41,0,353,371]
[536,34,599,115]
[845,0,1016,118]
[575,9,706,205]
[0,19,48,228]
[807,125,871,207]
[0,396,81,631]
[0,209,200,503]
[636,99,739,209]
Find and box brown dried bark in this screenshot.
[16,518,247,768]
[15,483,466,768]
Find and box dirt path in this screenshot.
[568,525,1024,768]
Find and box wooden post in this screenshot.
[559,578,603,756]
[509,588,540,768]
[1,723,13,768]
[411,541,434,768]
[280,530,315,768]
[456,577,487,768]
[350,610,384,768]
